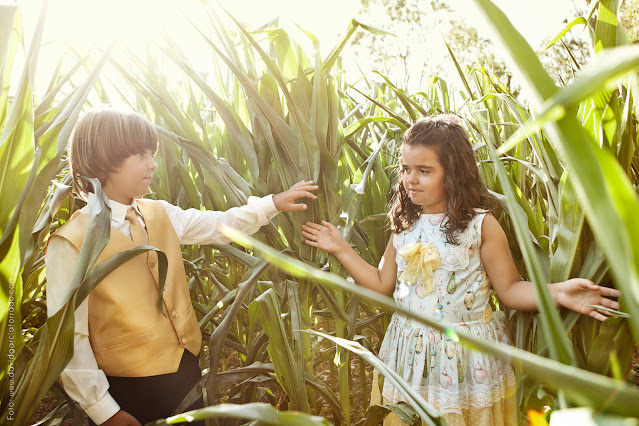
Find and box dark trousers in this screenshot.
[88,350,204,425]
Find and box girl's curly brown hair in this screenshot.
[388,115,495,244]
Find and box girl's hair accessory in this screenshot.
[398,242,441,295]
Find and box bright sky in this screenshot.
[469,0,586,45]
[13,0,588,97]
[20,0,585,48]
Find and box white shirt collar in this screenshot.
[85,192,142,223]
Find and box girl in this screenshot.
[301,115,620,426]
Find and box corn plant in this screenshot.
[4,0,639,425]
[222,227,639,421]
[169,1,639,423]
[97,5,402,423]
[321,1,638,421]
[0,3,116,423]
[468,0,638,369]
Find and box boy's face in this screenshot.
[102,150,157,205]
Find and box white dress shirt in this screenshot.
[45,193,279,424]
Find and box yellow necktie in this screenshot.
[125,208,149,246]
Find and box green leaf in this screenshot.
[323,19,393,73]
[221,228,639,416]
[473,0,639,358]
[249,288,311,413]
[541,46,639,114]
[206,258,272,404]
[471,0,558,101]
[152,402,330,425]
[594,0,619,52]
[0,4,20,127]
[474,108,575,366]
[308,331,446,426]
[550,175,585,283]
[358,402,423,426]
[538,17,588,52]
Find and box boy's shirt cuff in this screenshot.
[253,194,280,221]
[84,393,120,425]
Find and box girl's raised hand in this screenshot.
[555,278,621,321]
[302,221,348,255]
[273,180,319,212]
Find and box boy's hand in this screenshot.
[555,278,621,321]
[273,180,318,212]
[101,410,142,426]
[302,221,349,256]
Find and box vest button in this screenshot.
[149,260,157,267]
[171,310,177,318]
[181,338,187,345]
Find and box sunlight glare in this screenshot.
[44,0,175,49]
[17,0,590,100]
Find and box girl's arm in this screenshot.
[302,221,397,296]
[480,214,620,321]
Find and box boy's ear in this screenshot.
[96,172,109,186]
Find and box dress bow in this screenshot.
[398,242,441,295]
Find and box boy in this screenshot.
[45,109,318,425]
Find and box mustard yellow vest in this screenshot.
[51,199,202,377]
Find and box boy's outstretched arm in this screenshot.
[302,221,397,296]
[273,180,319,211]
[481,213,620,321]
[164,180,318,246]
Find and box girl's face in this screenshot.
[102,150,157,205]
[400,144,446,214]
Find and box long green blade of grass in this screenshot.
[221,227,639,416]
[472,0,639,345]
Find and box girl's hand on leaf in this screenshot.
[302,221,348,256]
[273,180,318,212]
[555,278,621,321]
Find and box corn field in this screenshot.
[1,0,638,425]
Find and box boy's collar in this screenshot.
[85,193,143,224]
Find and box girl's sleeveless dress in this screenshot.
[370,212,517,426]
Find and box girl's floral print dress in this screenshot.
[371,212,517,426]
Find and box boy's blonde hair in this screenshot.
[69,108,159,198]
